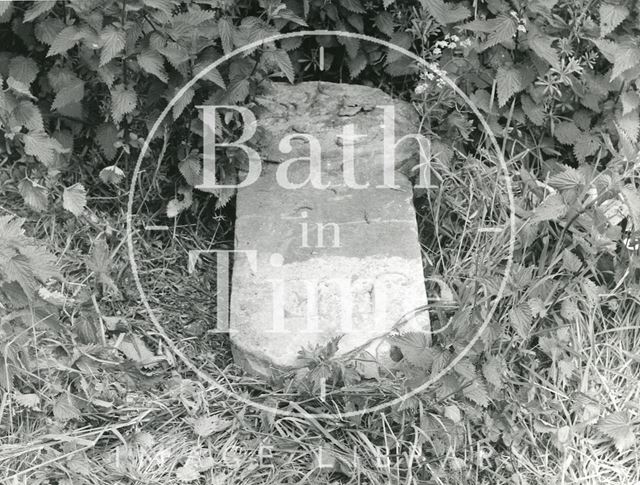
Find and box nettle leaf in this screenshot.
[526,24,560,68]
[99,165,125,185]
[191,416,233,438]
[482,355,506,390]
[63,183,87,216]
[166,187,193,218]
[11,101,44,131]
[179,155,201,187]
[554,121,581,145]
[620,186,640,231]
[14,392,40,410]
[96,123,119,160]
[53,393,81,422]
[598,411,636,451]
[560,298,579,321]
[48,26,83,56]
[521,95,545,126]
[99,26,126,66]
[547,166,584,190]
[420,0,470,25]
[23,131,65,165]
[35,17,65,45]
[347,53,368,79]
[137,49,168,83]
[510,302,532,338]
[172,87,195,120]
[562,249,582,272]
[621,90,640,115]
[110,85,137,124]
[617,110,640,142]
[611,45,640,81]
[599,3,629,38]
[573,133,601,162]
[390,331,433,369]
[340,0,366,14]
[143,0,175,15]
[218,17,234,54]
[484,14,517,50]
[496,66,523,107]
[463,379,490,407]
[375,11,394,36]
[9,56,39,87]
[23,0,56,22]
[261,49,295,83]
[18,179,48,212]
[51,78,84,110]
[533,193,567,222]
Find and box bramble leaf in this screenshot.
[99,165,125,185]
[63,183,87,216]
[110,85,137,124]
[99,26,126,66]
[598,411,636,451]
[496,66,522,107]
[599,3,629,38]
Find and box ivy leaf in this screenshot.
[99,165,125,185]
[99,26,126,66]
[110,85,137,124]
[63,183,87,216]
[18,179,48,212]
[137,49,168,83]
[598,411,636,451]
[510,302,532,338]
[554,121,581,145]
[9,56,39,86]
[48,26,82,56]
[420,0,470,25]
[51,78,84,110]
[599,3,629,38]
[533,193,567,222]
[496,66,522,107]
[96,123,119,160]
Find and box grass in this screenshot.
[1,121,639,485]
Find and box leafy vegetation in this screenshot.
[1,0,639,483]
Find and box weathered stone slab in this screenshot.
[229,82,429,377]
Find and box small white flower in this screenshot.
[415,84,428,94]
[449,42,457,48]
[517,24,527,33]
[433,47,442,55]
[426,72,435,80]
[451,35,460,42]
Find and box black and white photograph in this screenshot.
[0,0,639,483]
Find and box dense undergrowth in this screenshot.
[1,0,639,483]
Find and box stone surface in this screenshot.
[228,81,429,377]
